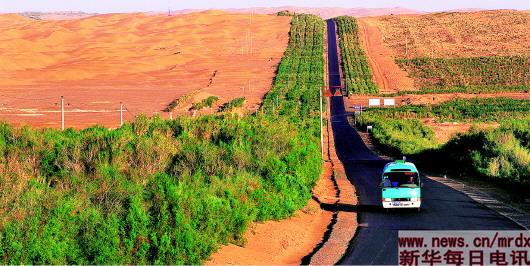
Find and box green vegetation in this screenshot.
[277,10,295,16]
[190,96,219,111]
[380,85,530,96]
[335,16,379,95]
[357,113,437,155]
[397,56,530,91]
[262,14,325,120]
[363,98,530,122]
[220,97,245,112]
[357,99,530,189]
[428,121,530,187]
[0,14,325,264]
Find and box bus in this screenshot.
[380,159,422,211]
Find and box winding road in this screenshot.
[325,19,522,265]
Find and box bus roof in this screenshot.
[383,160,418,173]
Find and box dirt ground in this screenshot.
[0,11,291,128]
[206,162,335,265]
[422,119,499,143]
[363,10,530,58]
[357,18,415,93]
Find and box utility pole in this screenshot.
[319,88,324,159]
[61,96,64,130]
[250,11,253,55]
[120,102,124,127]
[405,34,408,57]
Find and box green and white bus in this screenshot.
[381,159,422,211]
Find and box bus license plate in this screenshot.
[392,202,402,206]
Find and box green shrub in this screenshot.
[357,114,437,155]
[335,16,379,95]
[191,96,219,111]
[220,97,246,112]
[0,14,325,264]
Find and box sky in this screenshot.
[1,0,529,13]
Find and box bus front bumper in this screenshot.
[382,200,421,209]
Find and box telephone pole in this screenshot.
[319,88,324,159]
[61,96,65,130]
[120,102,124,127]
[250,11,253,55]
[405,34,408,57]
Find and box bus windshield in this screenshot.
[383,172,419,188]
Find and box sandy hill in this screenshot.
[224,6,421,18]
[143,7,421,19]
[0,11,291,128]
[362,10,530,58]
[19,11,97,20]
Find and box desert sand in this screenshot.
[354,10,530,93]
[363,10,530,58]
[357,18,415,93]
[0,11,291,128]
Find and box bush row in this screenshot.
[363,98,530,122]
[335,16,379,95]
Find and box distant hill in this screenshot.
[363,9,530,58]
[151,6,422,18]
[222,6,422,18]
[19,11,96,20]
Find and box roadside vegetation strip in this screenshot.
[355,100,530,197]
[0,14,325,264]
[396,56,530,92]
[262,14,325,119]
[334,16,379,95]
[365,98,530,122]
[379,85,530,96]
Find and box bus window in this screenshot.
[383,172,419,188]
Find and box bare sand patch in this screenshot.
[357,18,415,93]
[0,11,291,128]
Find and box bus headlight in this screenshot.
[410,198,420,202]
[383,198,392,202]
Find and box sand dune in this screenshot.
[0,11,291,128]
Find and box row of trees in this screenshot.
[335,16,379,95]
[0,14,326,264]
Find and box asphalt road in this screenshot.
[325,19,522,265]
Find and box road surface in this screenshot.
[325,19,522,265]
